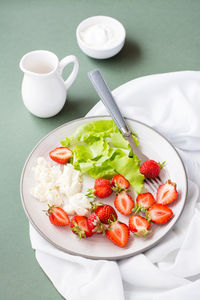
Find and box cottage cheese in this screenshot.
[31,157,91,216]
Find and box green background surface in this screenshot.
[1,0,200,299]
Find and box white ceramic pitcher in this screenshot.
[19,50,79,118]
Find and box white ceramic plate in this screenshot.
[20,115,187,260]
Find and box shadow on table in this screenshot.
[58,96,90,120]
[90,39,142,69]
[28,96,89,130]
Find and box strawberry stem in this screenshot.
[132,203,141,215]
[145,211,151,222]
[86,188,96,200]
[134,229,152,237]
[159,161,166,169]
[112,182,127,194]
[90,200,102,211]
[166,179,177,188]
[92,221,106,235]
[108,214,117,224]
[43,204,54,216]
[70,220,86,239]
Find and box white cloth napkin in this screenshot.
[30,71,200,300]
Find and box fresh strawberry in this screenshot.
[140,160,165,178]
[49,147,72,164]
[106,221,129,247]
[114,191,134,216]
[129,215,151,237]
[47,205,69,226]
[111,174,130,193]
[156,180,178,205]
[136,193,155,209]
[94,178,113,198]
[148,204,173,224]
[95,204,118,224]
[87,213,106,234]
[70,216,93,238]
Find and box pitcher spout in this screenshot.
[19,50,59,76]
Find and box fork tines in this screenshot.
[144,176,162,194]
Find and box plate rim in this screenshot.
[20,115,188,260]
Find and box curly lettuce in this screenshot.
[61,120,144,193]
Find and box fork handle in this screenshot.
[88,69,131,137]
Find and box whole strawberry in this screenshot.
[70,216,93,238]
[87,213,106,234]
[140,160,164,179]
[95,204,118,224]
[94,178,113,198]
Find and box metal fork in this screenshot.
[88,69,162,192]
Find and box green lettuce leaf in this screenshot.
[110,150,144,194]
[60,120,144,193]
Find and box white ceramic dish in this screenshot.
[20,116,187,260]
[76,16,126,59]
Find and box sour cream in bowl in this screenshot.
[76,16,126,59]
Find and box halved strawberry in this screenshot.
[148,204,173,224]
[94,178,113,198]
[129,215,151,237]
[70,216,93,238]
[114,191,134,216]
[106,221,129,247]
[156,180,178,205]
[47,205,70,226]
[95,204,118,224]
[49,147,72,164]
[87,213,106,234]
[136,193,155,209]
[111,174,130,193]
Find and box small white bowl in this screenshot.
[76,16,126,59]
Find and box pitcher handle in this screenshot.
[59,55,79,89]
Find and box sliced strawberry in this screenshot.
[111,174,130,193]
[87,213,106,234]
[70,216,93,238]
[156,180,178,205]
[140,160,162,178]
[47,205,69,226]
[114,191,134,216]
[148,204,173,224]
[129,215,151,237]
[136,193,155,209]
[95,204,118,224]
[49,147,72,164]
[94,178,113,198]
[106,221,129,247]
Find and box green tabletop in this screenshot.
[1,0,200,299]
